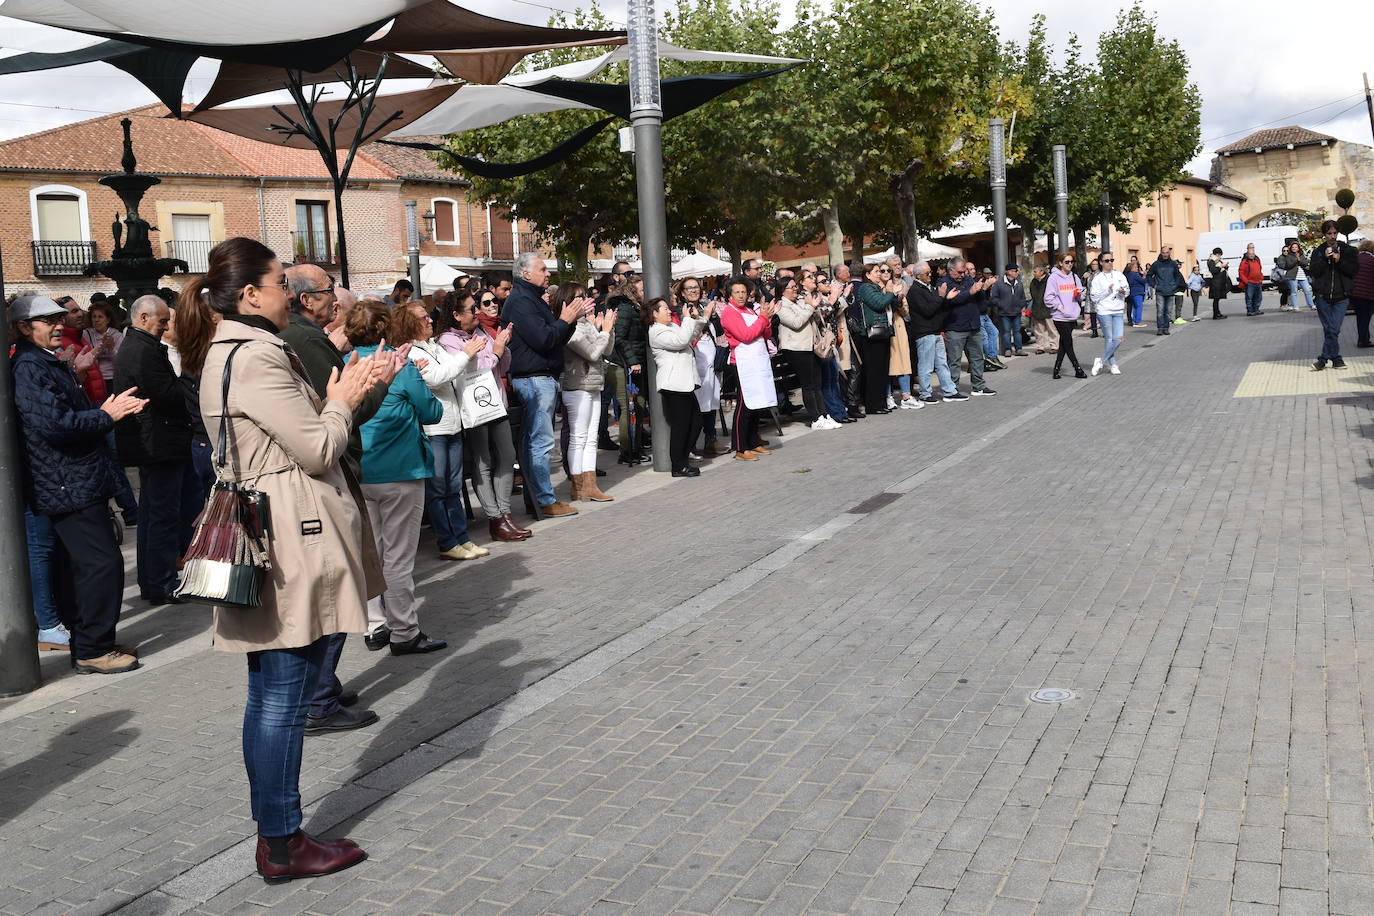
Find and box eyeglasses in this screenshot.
[480,298,497,307]
[301,284,336,296]
[877,268,891,274]
[1101,258,1114,263]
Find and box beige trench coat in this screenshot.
[889,314,912,376]
[199,319,376,652]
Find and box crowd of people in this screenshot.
[9,227,1374,881]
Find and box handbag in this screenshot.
[459,368,507,427]
[174,343,272,608]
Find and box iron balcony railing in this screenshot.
[32,240,95,276]
[482,231,536,262]
[289,230,337,266]
[165,239,214,273]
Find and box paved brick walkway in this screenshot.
[5,295,1374,915]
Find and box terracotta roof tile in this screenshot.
[363,137,466,183]
[1216,126,1337,155]
[0,104,399,181]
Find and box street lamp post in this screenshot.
[627,0,670,473]
[0,248,41,697]
[1052,145,1070,258]
[989,118,1008,276]
[405,199,422,294]
[1099,191,1111,255]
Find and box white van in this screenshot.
[1195,226,1298,287]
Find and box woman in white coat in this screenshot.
[395,301,490,561]
[676,277,725,456]
[647,297,712,477]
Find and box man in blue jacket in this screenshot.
[10,295,147,674]
[500,253,592,517]
[1147,244,1186,335]
[937,258,997,397]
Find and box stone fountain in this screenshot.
[83,118,188,311]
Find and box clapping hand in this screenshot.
[597,308,619,332]
[493,325,513,356]
[72,348,96,373]
[327,352,375,410]
[100,386,147,421]
[462,336,486,358]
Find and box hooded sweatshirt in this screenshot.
[1045,268,1083,321]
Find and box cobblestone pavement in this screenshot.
[5,296,1373,915]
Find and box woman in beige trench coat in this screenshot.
[176,238,383,884]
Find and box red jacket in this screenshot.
[59,326,107,403]
[1238,255,1263,286]
[719,302,770,364]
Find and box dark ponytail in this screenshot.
[176,237,277,376]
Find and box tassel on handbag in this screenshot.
[173,342,272,609]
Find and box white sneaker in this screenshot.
[811,418,832,430]
[900,398,924,409]
[886,396,897,410]
[1091,358,1102,377]
[1190,316,1201,321]
[1109,363,1121,375]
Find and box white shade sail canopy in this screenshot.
[388,83,600,138]
[864,242,963,263]
[0,0,427,46]
[502,40,805,88]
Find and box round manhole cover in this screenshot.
[1029,688,1077,704]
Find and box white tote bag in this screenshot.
[458,369,507,427]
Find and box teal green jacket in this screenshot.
[354,344,443,483]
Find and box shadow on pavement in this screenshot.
[0,710,138,824]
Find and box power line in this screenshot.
[1203,92,1363,143]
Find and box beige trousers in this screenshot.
[1032,317,1059,351]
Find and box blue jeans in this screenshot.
[915,334,955,398]
[25,508,60,631]
[308,632,348,719]
[1156,294,1180,329]
[181,437,214,556]
[425,433,469,551]
[893,374,911,397]
[980,315,999,358]
[1292,278,1314,308]
[1316,297,1347,360]
[1128,294,1144,325]
[510,375,559,507]
[245,636,330,836]
[820,357,847,421]
[997,315,1023,353]
[1244,283,1263,314]
[1099,313,1124,366]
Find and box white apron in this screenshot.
[693,336,721,412]
[733,311,777,410]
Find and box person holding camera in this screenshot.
[1310,220,1359,371]
[557,281,616,502]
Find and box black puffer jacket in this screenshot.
[11,338,117,515]
[1311,240,1360,302]
[113,326,191,466]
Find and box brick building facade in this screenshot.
[0,106,540,301]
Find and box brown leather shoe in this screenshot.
[751,445,772,455]
[582,471,613,502]
[74,650,140,675]
[567,472,584,502]
[256,830,367,884]
[757,437,770,447]
[703,440,731,456]
[734,450,760,461]
[489,517,525,542]
[542,500,579,518]
[502,514,532,538]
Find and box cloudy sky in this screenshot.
[1,0,1372,184]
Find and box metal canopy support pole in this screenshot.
[1052,145,1070,258]
[989,118,1008,276]
[0,246,42,697]
[405,199,422,294]
[627,0,670,473]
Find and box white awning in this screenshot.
[388,83,599,137]
[502,40,805,88]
